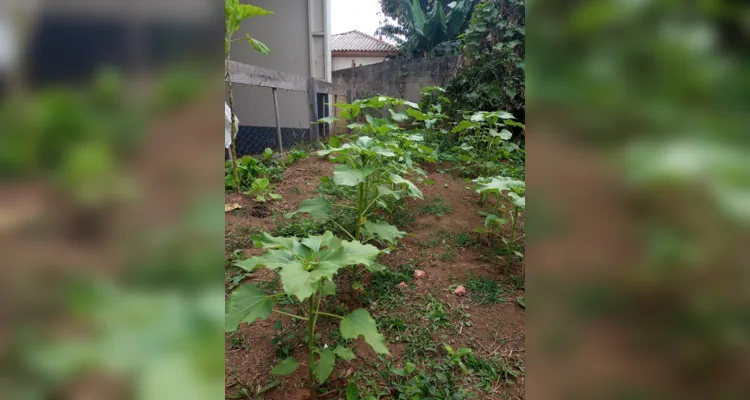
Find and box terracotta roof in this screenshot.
[331,30,399,53]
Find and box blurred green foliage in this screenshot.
[527,0,750,397]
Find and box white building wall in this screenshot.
[332,55,387,71]
[230,0,330,128]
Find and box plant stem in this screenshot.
[272,309,308,320]
[225,41,241,194]
[307,295,316,396]
[506,206,519,276]
[355,180,365,240]
[331,220,356,240]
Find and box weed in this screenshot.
[420,197,452,216]
[228,333,248,351]
[226,226,259,253]
[463,353,523,390]
[422,229,454,248]
[424,294,451,328]
[271,215,328,237]
[454,232,481,248]
[317,176,348,199]
[510,275,525,290]
[391,207,416,230]
[366,263,416,309]
[440,247,457,261]
[465,276,506,305]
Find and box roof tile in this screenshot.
[331,30,399,53]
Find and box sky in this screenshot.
[330,0,384,36]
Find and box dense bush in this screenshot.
[445,0,525,120]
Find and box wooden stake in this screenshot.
[272,87,283,154]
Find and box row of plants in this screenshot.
[226,91,526,396]
[226,95,441,395]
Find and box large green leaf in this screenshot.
[339,240,381,268]
[225,285,274,332]
[333,345,357,361]
[451,120,474,133]
[236,4,273,20]
[317,279,337,297]
[246,35,271,54]
[389,109,408,122]
[276,262,326,302]
[473,176,525,196]
[302,231,335,253]
[235,250,294,271]
[390,174,424,199]
[362,221,407,244]
[346,381,360,400]
[285,197,332,219]
[252,232,299,249]
[377,185,402,200]
[333,164,376,186]
[314,348,336,384]
[340,309,389,355]
[270,357,298,376]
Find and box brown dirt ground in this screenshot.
[225,157,525,400]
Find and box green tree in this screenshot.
[445,0,525,118]
[377,0,477,58]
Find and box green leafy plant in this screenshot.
[242,177,282,203]
[377,0,476,58]
[288,136,422,245]
[224,155,285,191]
[451,110,525,177]
[474,175,525,275]
[447,0,525,116]
[225,232,390,395]
[225,0,273,193]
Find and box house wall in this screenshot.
[332,55,387,71]
[229,0,331,155]
[332,56,458,102]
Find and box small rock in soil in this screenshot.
[454,285,467,296]
[414,270,426,279]
[398,282,408,289]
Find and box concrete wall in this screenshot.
[332,55,387,71]
[332,56,458,102]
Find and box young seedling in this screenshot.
[225,231,390,396]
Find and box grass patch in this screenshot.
[454,232,481,248]
[225,226,259,254]
[465,276,506,305]
[420,197,451,216]
[366,263,416,309]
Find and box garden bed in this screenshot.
[225,156,525,400]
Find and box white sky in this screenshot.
[330,0,383,36]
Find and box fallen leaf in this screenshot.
[225,203,243,212]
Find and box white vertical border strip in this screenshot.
[323,0,331,82]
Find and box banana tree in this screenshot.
[402,0,474,57]
[225,0,272,193]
